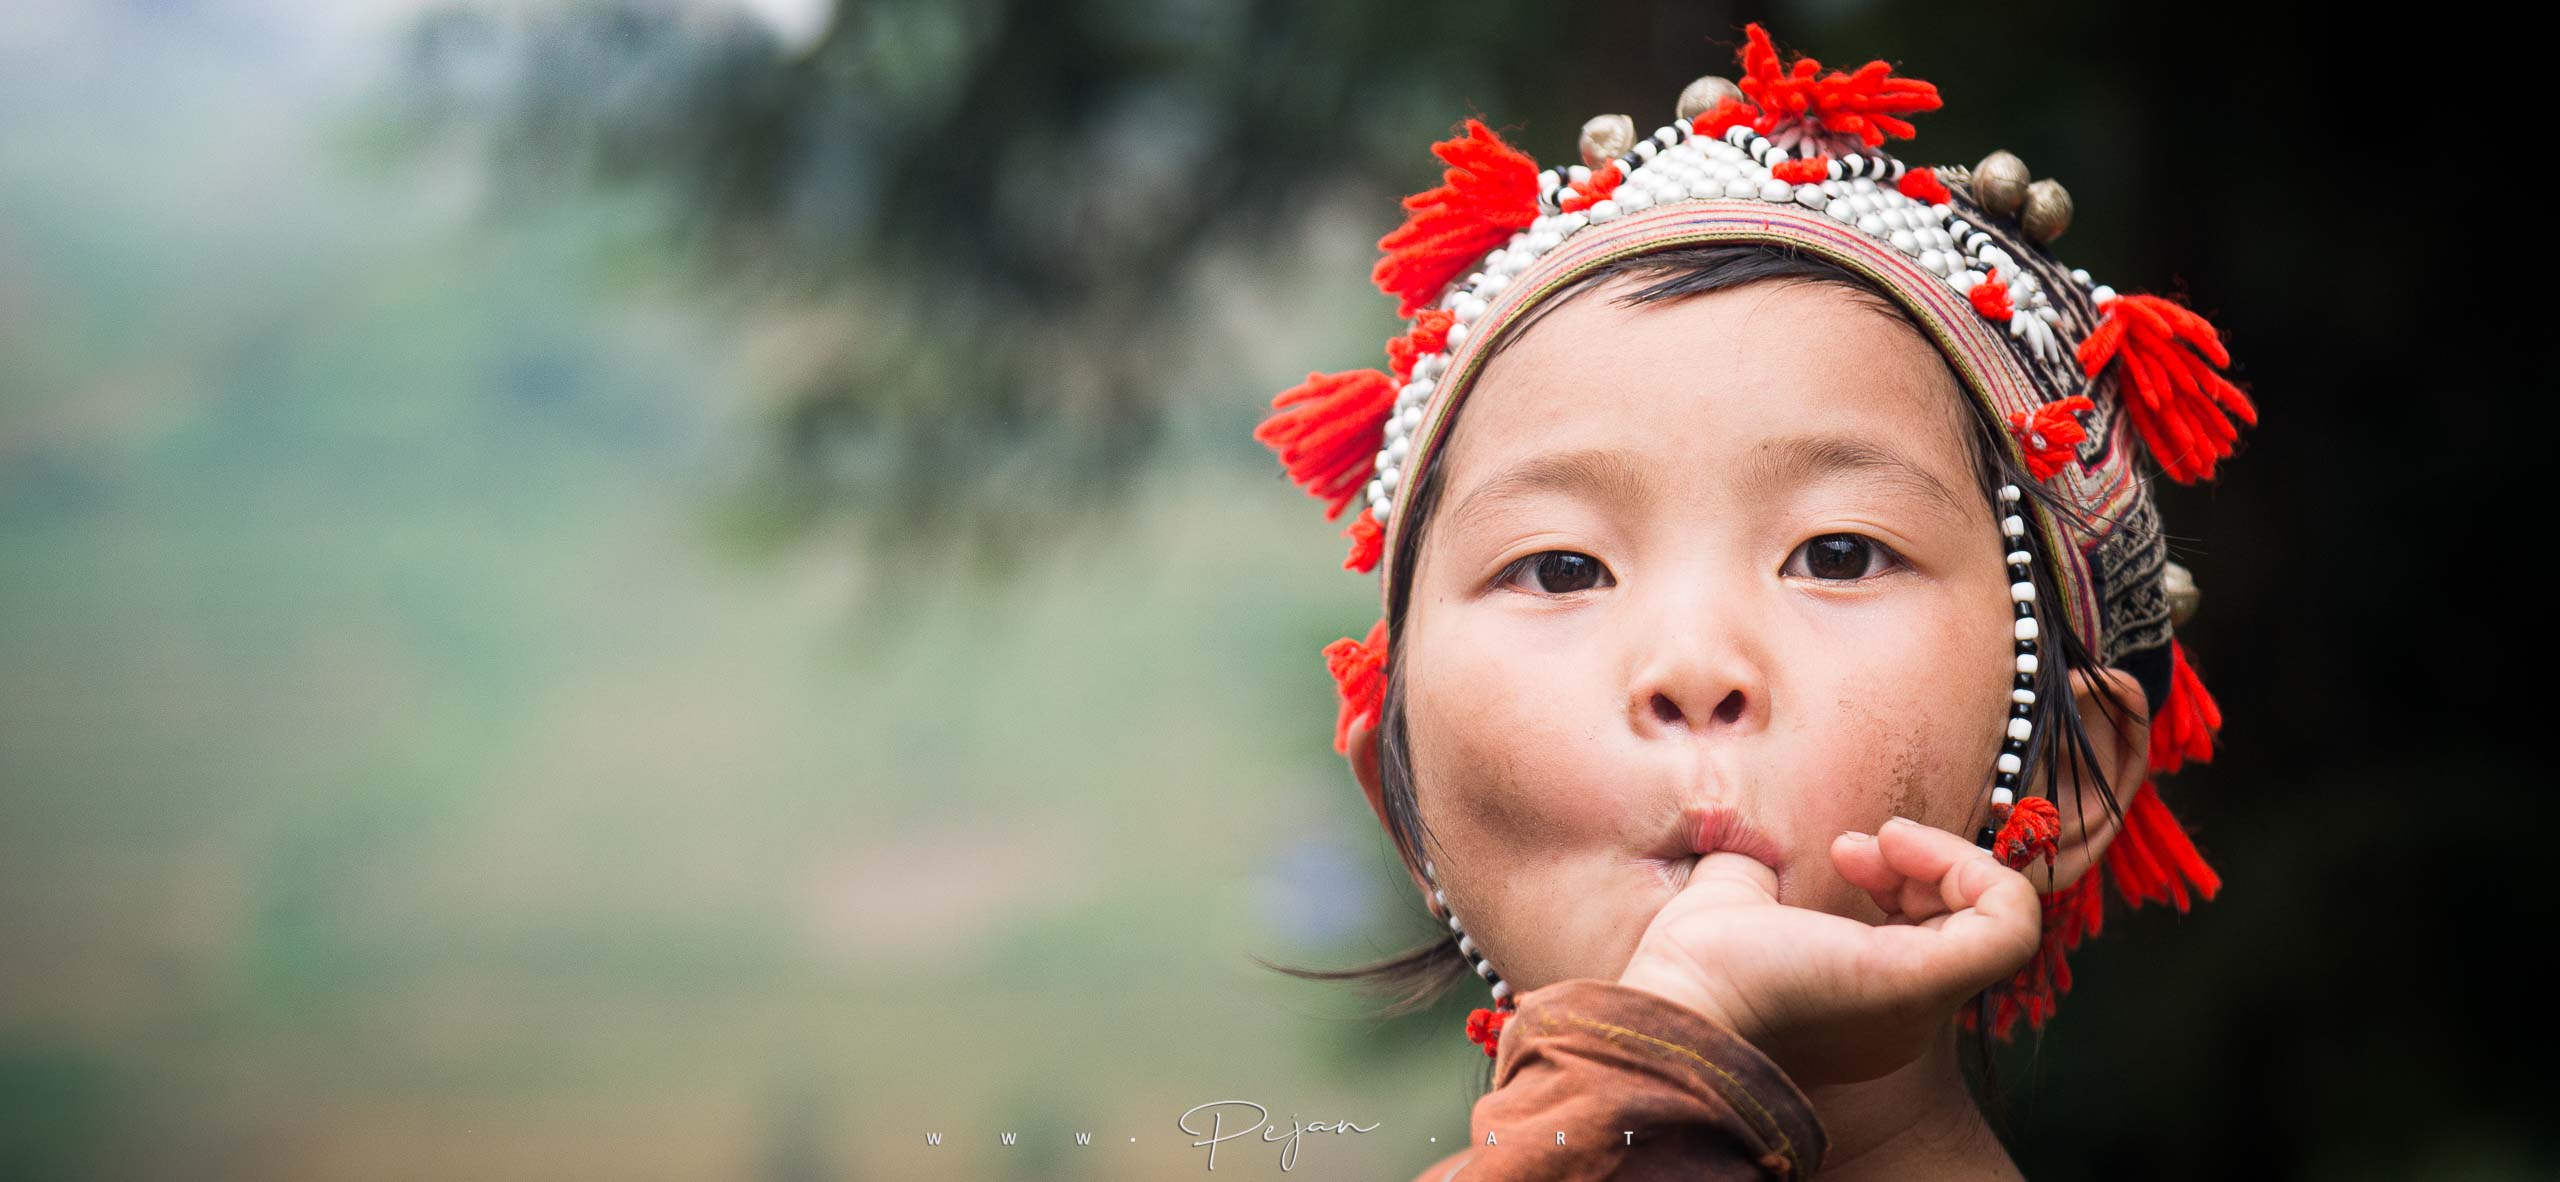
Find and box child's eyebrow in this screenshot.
[1447,446,1658,539]
[1747,433,1968,517]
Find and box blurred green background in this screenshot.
[0,0,2539,1179]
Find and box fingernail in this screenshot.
[1884,815,1917,831]
[1840,831,1874,844]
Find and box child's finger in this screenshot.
[1874,816,2008,916]
[1827,832,1915,918]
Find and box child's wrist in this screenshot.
[1615,956,1753,1045]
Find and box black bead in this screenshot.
[1975,826,1997,848]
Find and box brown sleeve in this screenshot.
[1405,978,1827,1181]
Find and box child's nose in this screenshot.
[1649,688,1749,730]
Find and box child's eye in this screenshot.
[1497,550,1614,595]
[1784,533,1905,581]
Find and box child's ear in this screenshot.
[2034,665,2152,895]
[1344,713,1433,900]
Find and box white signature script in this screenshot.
[1177,1100,1379,1171]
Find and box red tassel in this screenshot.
[1253,369,1395,522]
[1323,618,1389,756]
[2008,395,2096,482]
[1897,167,1951,204]
[1465,1005,1514,1057]
[1968,269,2015,322]
[1385,308,1457,383]
[1342,509,1384,574]
[1958,782,2221,1041]
[2148,640,2223,774]
[1372,119,1543,318]
[1771,156,1829,184]
[1735,22,1942,147]
[1991,795,2061,871]
[2076,294,2257,483]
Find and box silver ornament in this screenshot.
[1579,114,1636,169]
[2163,561,2200,628]
[1971,150,2031,219]
[2021,178,2073,243]
[1676,75,1744,122]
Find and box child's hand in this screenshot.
[1615,816,2042,1087]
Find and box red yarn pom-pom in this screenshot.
[1735,22,1942,147]
[1771,156,1829,184]
[1992,795,2061,871]
[1897,167,1951,204]
[1385,308,1456,382]
[1968,270,2015,322]
[1372,119,1543,318]
[1323,617,1389,756]
[2076,293,2257,483]
[1253,369,1395,523]
[2148,640,2223,774]
[1465,1006,1513,1057]
[2009,395,2095,482]
[1342,509,1383,574]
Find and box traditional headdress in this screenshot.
[1257,24,2245,1051]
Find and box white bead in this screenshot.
[1991,786,2015,807]
[1527,230,1561,252]
[1400,404,1422,428]
[1998,753,2023,774]
[2013,688,2037,705]
[1368,477,1385,505]
[1453,294,1487,324]
[1998,485,2021,502]
[1446,321,1470,348]
[1588,199,1621,222]
[1376,496,1394,520]
[2014,616,2040,642]
[1758,178,1792,202]
[1567,164,1590,184]
[2091,284,2116,305]
[2011,581,2036,602]
[1378,466,1399,491]
[1458,934,1475,955]
[1490,979,1512,1002]
[1388,436,1409,462]
[1890,229,1917,253]
[1480,273,1509,297]
[2002,514,2026,537]
[1795,184,1827,209]
[1619,188,1654,212]
[2008,717,2034,742]
[2070,268,2091,285]
[1857,213,1885,235]
[2006,550,2030,566]
[1635,140,1659,161]
[1724,178,1757,199]
[2017,653,2040,675]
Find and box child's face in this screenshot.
[1399,277,2017,994]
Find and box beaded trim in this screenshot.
[1978,482,2043,852]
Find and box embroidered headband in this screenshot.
[1257,24,2247,1047]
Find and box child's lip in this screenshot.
[1649,803,1789,895]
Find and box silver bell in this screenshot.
[1676,75,1744,123]
[1579,114,1636,169]
[1971,150,2031,219]
[2021,178,2073,244]
[2162,561,2200,628]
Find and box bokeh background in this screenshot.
[0,0,2540,1178]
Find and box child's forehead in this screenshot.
[1451,279,1976,478]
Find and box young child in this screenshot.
[1255,24,2246,1180]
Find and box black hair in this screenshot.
[1259,241,2138,1121]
